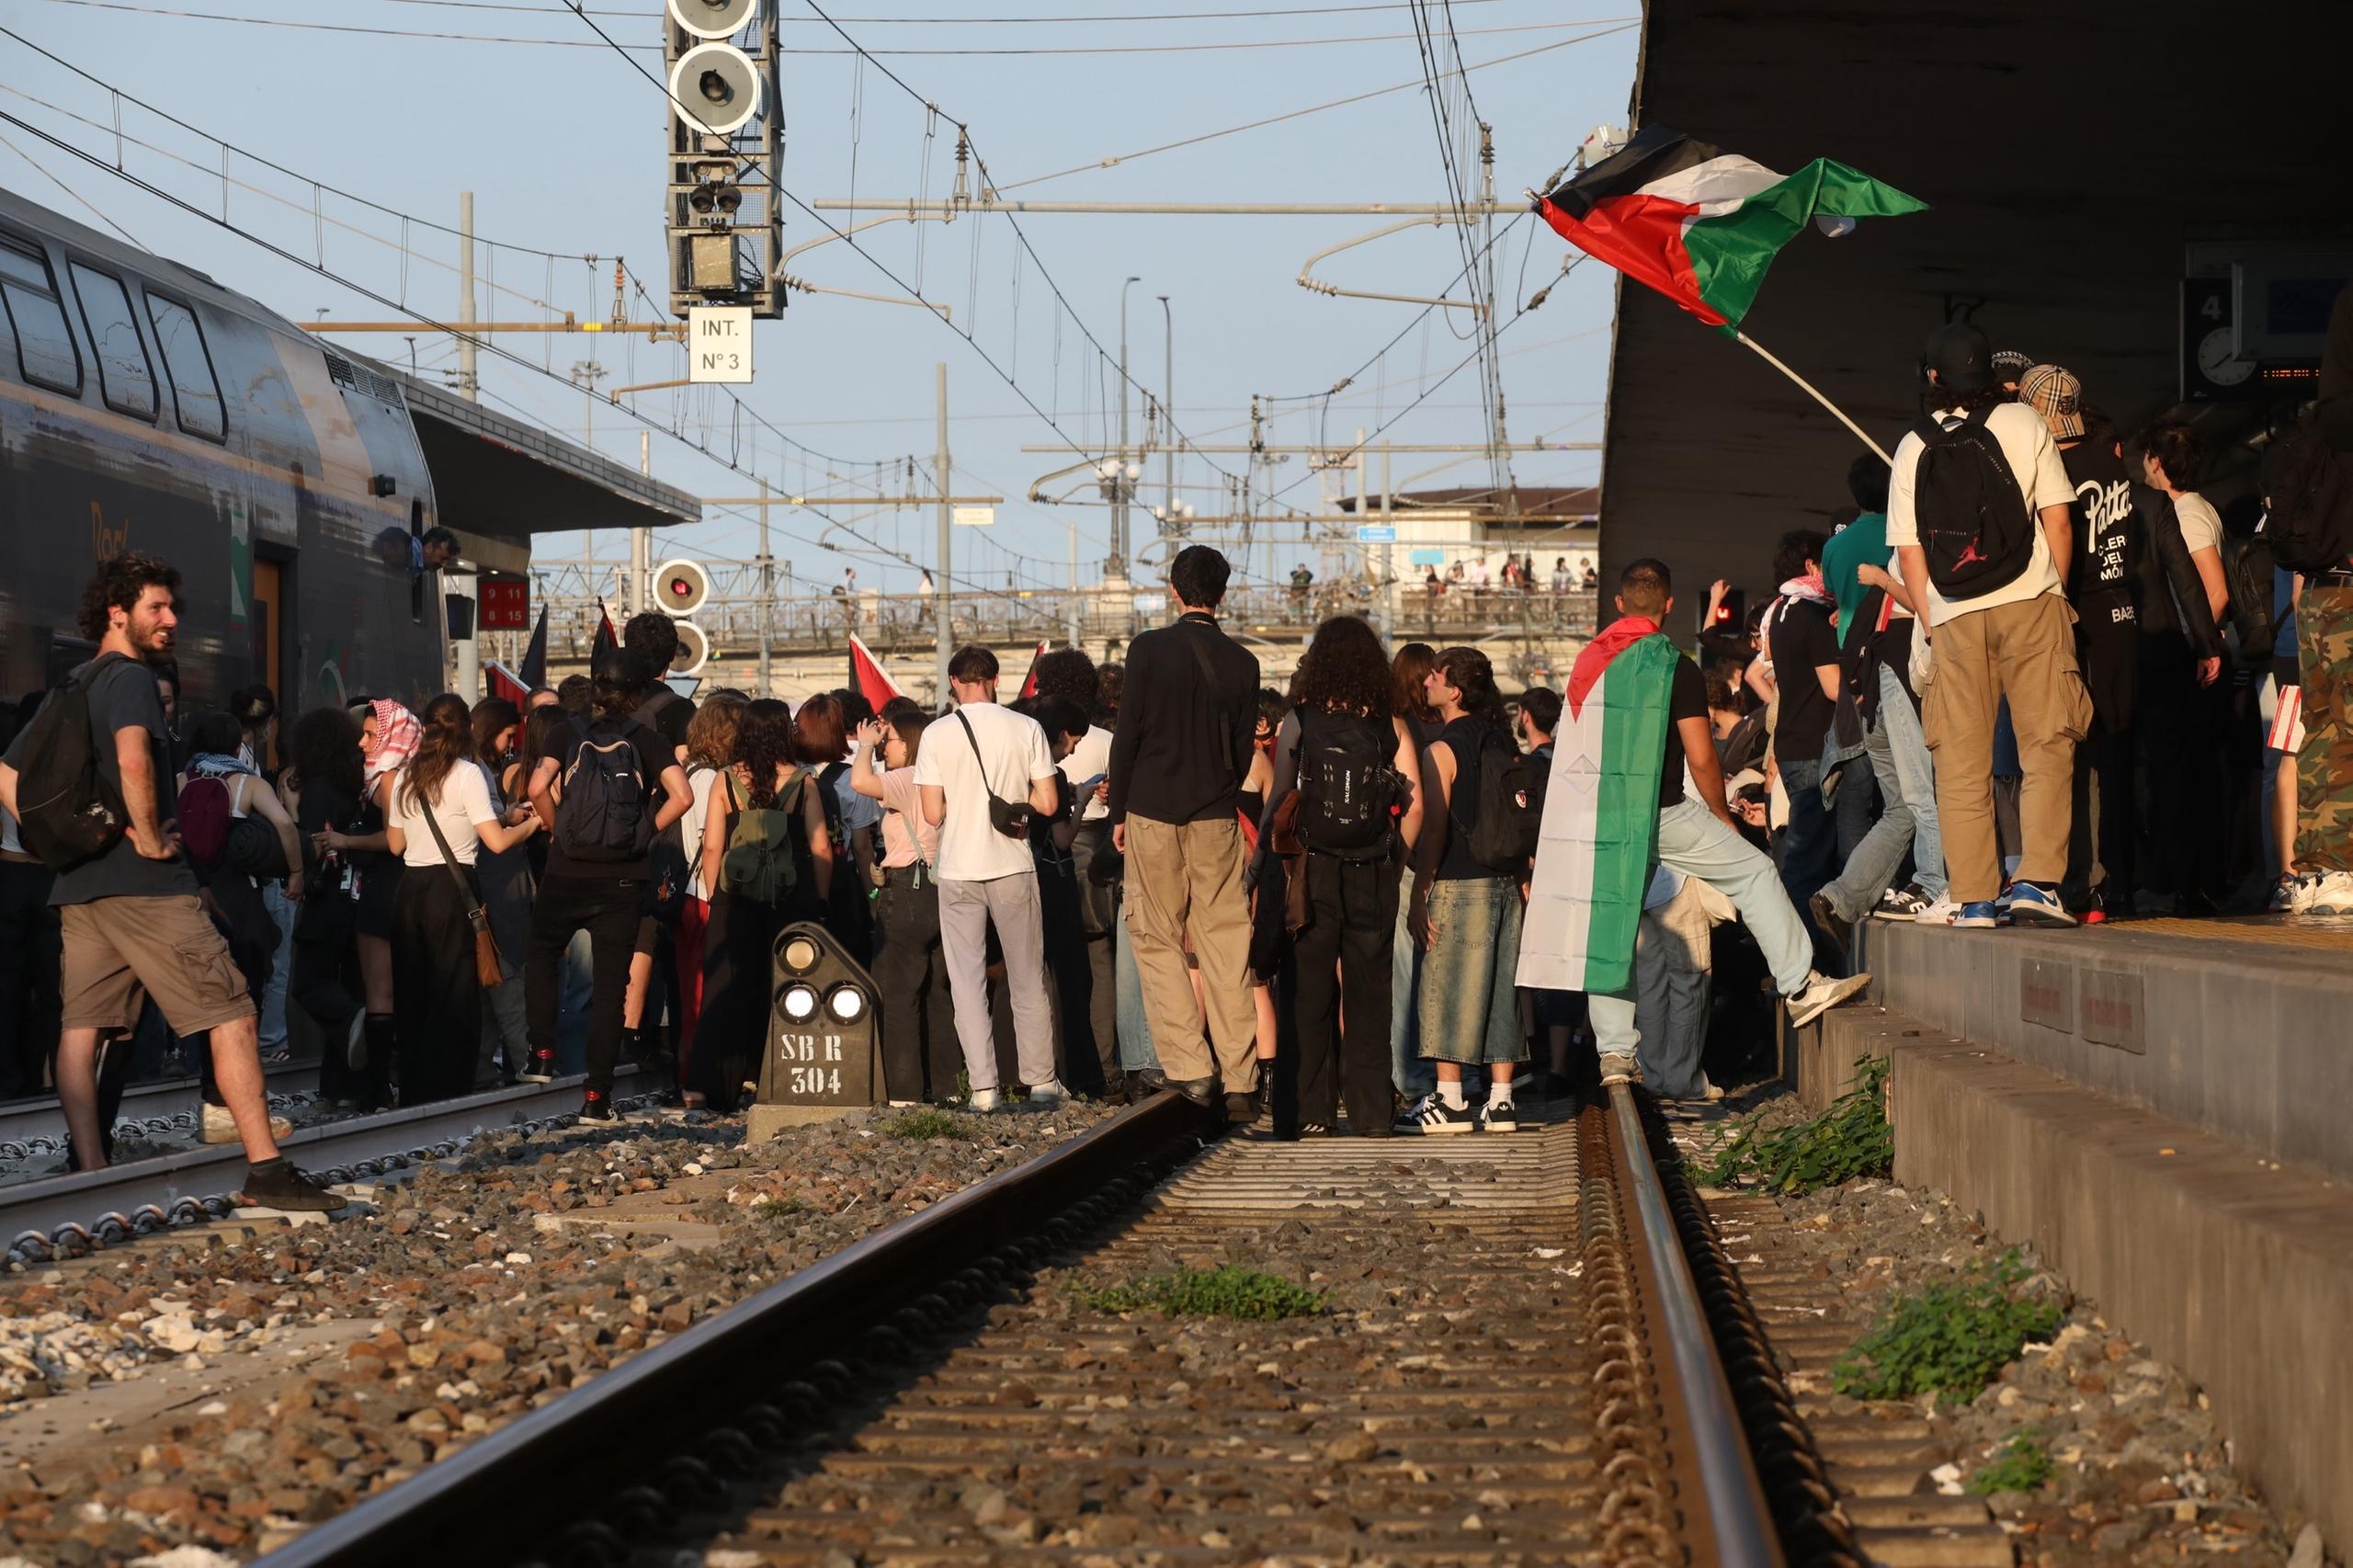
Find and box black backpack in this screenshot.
[1911,409,2036,598]
[2221,533,2278,666]
[1294,710,1397,858]
[1463,727,1542,873]
[12,656,131,870]
[553,717,654,864]
[2260,420,2353,575]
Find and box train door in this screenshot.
[251,551,285,767]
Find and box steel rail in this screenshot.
[255,1090,1204,1568]
[3,1070,642,1262]
[0,1057,322,1153]
[1608,1083,1786,1566]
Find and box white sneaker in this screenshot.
[2310,870,2353,916]
[2269,872,2322,914]
[1914,896,1961,926]
[1597,1053,1639,1086]
[200,1102,293,1145]
[968,1087,1003,1112]
[1787,971,1871,1028]
[1026,1081,1068,1111]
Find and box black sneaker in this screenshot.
[1479,1098,1520,1134]
[1408,1096,1477,1135]
[1808,890,1856,956]
[517,1050,557,1085]
[577,1092,619,1125]
[239,1159,349,1213]
[1872,883,1931,921]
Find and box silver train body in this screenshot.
[0,185,441,719]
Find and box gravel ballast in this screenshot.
[0,1102,1110,1562]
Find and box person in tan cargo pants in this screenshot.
[1108,545,1262,1125]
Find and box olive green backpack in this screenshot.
[720,769,805,905]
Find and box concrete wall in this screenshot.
[1604,2,2352,619]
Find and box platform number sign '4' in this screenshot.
[689,305,753,384]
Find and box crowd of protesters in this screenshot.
[1710,304,2353,964]
[2,290,2344,1168]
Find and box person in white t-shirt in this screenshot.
[383,695,539,1106]
[915,645,1064,1110]
[1887,323,2088,929]
[2141,423,2232,628]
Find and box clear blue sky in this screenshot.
[0,0,1638,602]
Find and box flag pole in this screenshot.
[1732,332,1891,464]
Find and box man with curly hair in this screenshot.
[0,554,343,1209]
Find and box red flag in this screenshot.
[1016,639,1051,699]
[484,661,530,709]
[847,633,903,711]
[593,599,619,655]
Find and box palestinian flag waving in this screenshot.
[1516,619,1682,996]
[1535,126,1925,334]
[847,633,903,712]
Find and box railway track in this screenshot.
[0,1055,323,1158]
[258,1088,1857,1568]
[2,1069,646,1264]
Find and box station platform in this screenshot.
[1793,915,2353,1547]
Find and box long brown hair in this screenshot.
[1392,642,1439,728]
[401,693,472,812]
[686,690,748,770]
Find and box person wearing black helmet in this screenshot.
[1887,324,2087,930]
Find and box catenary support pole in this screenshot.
[456,191,476,402]
[757,477,773,699]
[935,362,952,708]
[1733,332,1891,463]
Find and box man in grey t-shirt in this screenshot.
[0,554,341,1210]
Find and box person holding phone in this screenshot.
[849,710,956,1103]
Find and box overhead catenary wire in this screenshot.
[0,101,1067,630]
[381,0,1532,21]
[20,0,1631,57]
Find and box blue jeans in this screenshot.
[1592,800,1814,1066]
[1416,876,1529,1066]
[1388,866,1434,1096]
[1822,664,1947,918]
[1778,756,1838,936]
[1114,915,1160,1074]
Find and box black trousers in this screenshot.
[2064,728,2135,912]
[872,876,958,1101]
[2136,642,2224,906]
[1286,852,1397,1135]
[391,863,483,1107]
[527,873,641,1096]
[0,859,61,1099]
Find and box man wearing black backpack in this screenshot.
[1889,324,2088,929]
[0,554,341,1209]
[620,612,698,1082]
[520,647,693,1120]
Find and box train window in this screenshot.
[0,233,84,395]
[69,263,158,421]
[144,295,227,442]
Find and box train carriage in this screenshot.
[0,185,442,722]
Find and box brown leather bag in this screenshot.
[413,775,506,989]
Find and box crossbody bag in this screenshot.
[954,710,1036,838]
[413,778,506,989]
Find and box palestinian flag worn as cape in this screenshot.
[1515,619,1682,996]
[1535,125,1926,333]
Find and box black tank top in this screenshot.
[1435,713,1500,881]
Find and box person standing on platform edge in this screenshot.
[1518,561,1872,1091]
[0,553,342,1209]
[1108,546,1263,1125]
[916,646,1066,1111]
[1889,323,2090,929]
[2275,279,2353,914]
[520,648,693,1123]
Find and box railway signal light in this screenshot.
[668,41,763,138]
[667,0,756,40]
[665,0,782,318]
[671,620,710,675]
[653,558,710,616]
[762,923,883,1110]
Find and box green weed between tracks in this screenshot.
[1833,1251,2064,1402]
[1969,1429,2055,1494]
[1697,1055,1893,1194]
[883,1108,981,1142]
[1079,1267,1325,1322]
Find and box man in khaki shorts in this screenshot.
[0,553,342,1209]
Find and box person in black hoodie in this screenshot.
[2021,374,2222,918]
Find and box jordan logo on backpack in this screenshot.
[1912,406,2034,598]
